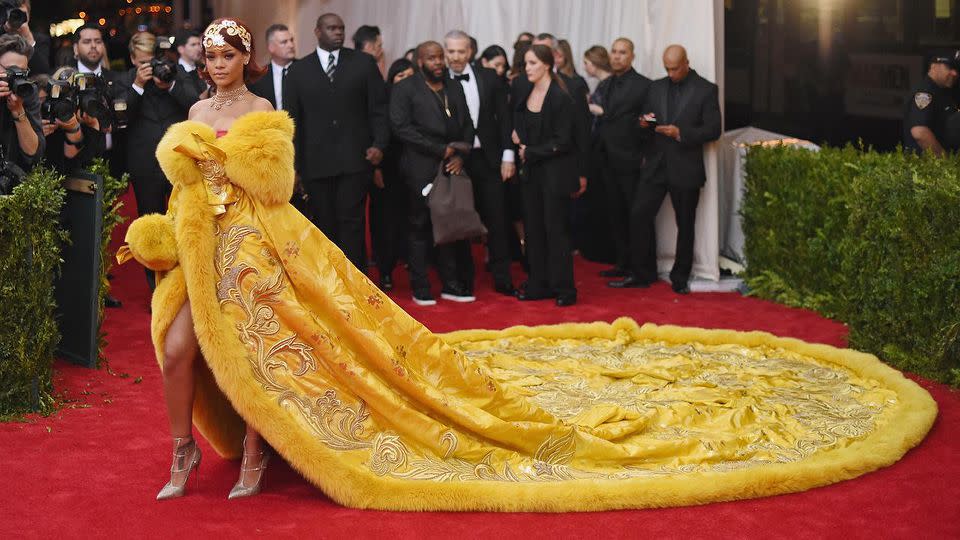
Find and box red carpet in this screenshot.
[3,190,958,539]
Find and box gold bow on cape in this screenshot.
[173,132,237,216]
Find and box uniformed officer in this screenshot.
[903,49,959,155]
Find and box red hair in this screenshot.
[198,18,268,89]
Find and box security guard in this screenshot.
[903,49,959,155]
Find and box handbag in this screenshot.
[426,163,487,245]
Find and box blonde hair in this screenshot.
[129,31,156,55]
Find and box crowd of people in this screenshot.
[5,3,722,308]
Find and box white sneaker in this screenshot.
[412,293,437,306]
[440,289,476,303]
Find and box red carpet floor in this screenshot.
[3,191,959,539]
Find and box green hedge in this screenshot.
[742,145,960,385]
[0,167,67,416]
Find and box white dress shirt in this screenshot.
[77,61,112,150]
[316,46,340,73]
[451,64,514,162]
[178,58,196,72]
[271,61,290,110]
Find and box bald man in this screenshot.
[609,44,721,294]
[595,37,652,280]
[284,12,389,272]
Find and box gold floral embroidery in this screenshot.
[214,218,896,483]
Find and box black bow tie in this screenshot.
[453,73,470,82]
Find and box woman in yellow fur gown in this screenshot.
[122,19,937,510]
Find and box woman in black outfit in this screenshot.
[369,58,416,291]
[514,44,580,306]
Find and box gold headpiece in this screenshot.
[202,19,251,52]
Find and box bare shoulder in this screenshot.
[189,98,212,120]
[250,95,275,112]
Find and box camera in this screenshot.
[1,65,35,99]
[41,78,76,122]
[0,145,26,195]
[0,0,26,32]
[150,36,177,84]
[40,73,128,129]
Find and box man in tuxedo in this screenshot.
[121,30,203,290]
[390,41,475,306]
[610,45,721,295]
[249,24,295,109]
[444,29,516,296]
[596,38,652,282]
[284,13,389,272]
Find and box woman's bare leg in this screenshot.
[161,301,200,488]
[235,424,268,490]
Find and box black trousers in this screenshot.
[406,188,474,294]
[130,174,172,291]
[303,171,371,272]
[629,181,700,285]
[605,168,642,269]
[467,151,513,288]
[522,170,575,298]
[368,169,407,278]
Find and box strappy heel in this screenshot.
[228,436,270,499]
[156,436,202,500]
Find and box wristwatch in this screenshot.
[11,110,25,122]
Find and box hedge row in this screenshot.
[0,167,67,416]
[742,145,960,385]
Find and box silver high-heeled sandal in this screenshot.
[156,436,202,500]
[228,437,270,499]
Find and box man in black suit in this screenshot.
[390,41,475,306]
[283,13,389,272]
[249,24,296,110]
[610,45,721,294]
[173,28,206,97]
[596,38,652,280]
[444,29,516,296]
[121,30,202,290]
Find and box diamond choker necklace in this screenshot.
[211,85,248,110]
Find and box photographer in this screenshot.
[3,1,49,75]
[38,67,106,174]
[72,24,124,174]
[121,31,201,290]
[0,33,42,173]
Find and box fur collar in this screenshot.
[155,110,295,206]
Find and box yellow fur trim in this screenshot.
[155,120,214,187]
[217,111,295,206]
[123,213,178,272]
[149,113,937,511]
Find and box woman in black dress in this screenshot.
[513,44,580,306]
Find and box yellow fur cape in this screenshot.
[121,110,938,512]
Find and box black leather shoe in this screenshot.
[607,276,652,289]
[380,274,393,291]
[555,295,577,307]
[517,290,553,301]
[598,267,630,278]
[494,283,517,297]
[105,295,122,308]
[672,282,691,295]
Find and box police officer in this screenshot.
[903,49,959,155]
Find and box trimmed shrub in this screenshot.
[742,145,960,385]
